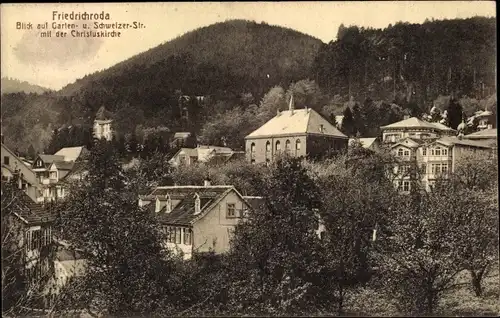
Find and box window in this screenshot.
[168,227,175,243]
[398,148,404,156]
[442,148,448,156]
[403,150,410,156]
[31,230,41,250]
[275,141,281,152]
[422,147,427,156]
[3,156,9,165]
[441,164,448,174]
[179,155,187,165]
[227,203,236,217]
[175,228,182,244]
[421,164,427,174]
[296,139,301,151]
[285,140,291,153]
[402,181,410,192]
[400,165,410,175]
[434,147,441,156]
[266,141,271,152]
[183,228,192,245]
[50,171,57,180]
[194,194,201,214]
[250,143,256,154]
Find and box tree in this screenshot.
[126,151,173,195]
[446,97,463,129]
[374,188,489,315]
[256,86,287,125]
[224,156,330,316]
[53,140,176,316]
[352,102,365,136]
[341,107,356,137]
[449,151,498,296]
[27,144,36,160]
[285,79,326,113]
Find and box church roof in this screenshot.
[245,108,347,139]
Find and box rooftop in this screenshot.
[437,136,494,149]
[380,117,442,130]
[246,108,347,139]
[54,146,87,162]
[95,106,114,120]
[349,137,378,149]
[145,186,234,225]
[464,128,497,139]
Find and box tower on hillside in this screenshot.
[93,106,114,141]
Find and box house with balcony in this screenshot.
[381,116,456,144]
[138,180,255,259]
[390,135,495,192]
[169,145,245,167]
[32,146,88,202]
[245,96,348,164]
[1,141,42,202]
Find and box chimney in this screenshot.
[403,115,410,120]
[319,124,324,133]
[289,94,294,115]
[276,109,281,116]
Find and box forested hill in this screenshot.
[313,16,496,106]
[1,17,497,155]
[58,19,323,98]
[1,78,52,94]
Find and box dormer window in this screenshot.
[166,195,172,213]
[155,197,161,213]
[194,193,201,215]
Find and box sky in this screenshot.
[0,1,496,90]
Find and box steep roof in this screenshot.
[349,137,377,149]
[242,196,266,212]
[380,117,440,130]
[52,161,75,171]
[95,106,114,120]
[147,186,235,226]
[246,108,347,139]
[38,155,65,164]
[54,146,86,162]
[173,132,191,139]
[464,128,497,139]
[430,122,456,132]
[11,191,55,225]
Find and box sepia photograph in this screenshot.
[1,1,498,316]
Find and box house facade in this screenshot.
[32,147,88,202]
[380,116,456,144]
[139,182,254,259]
[1,142,42,202]
[245,97,348,164]
[390,136,494,192]
[169,145,245,167]
[2,184,56,294]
